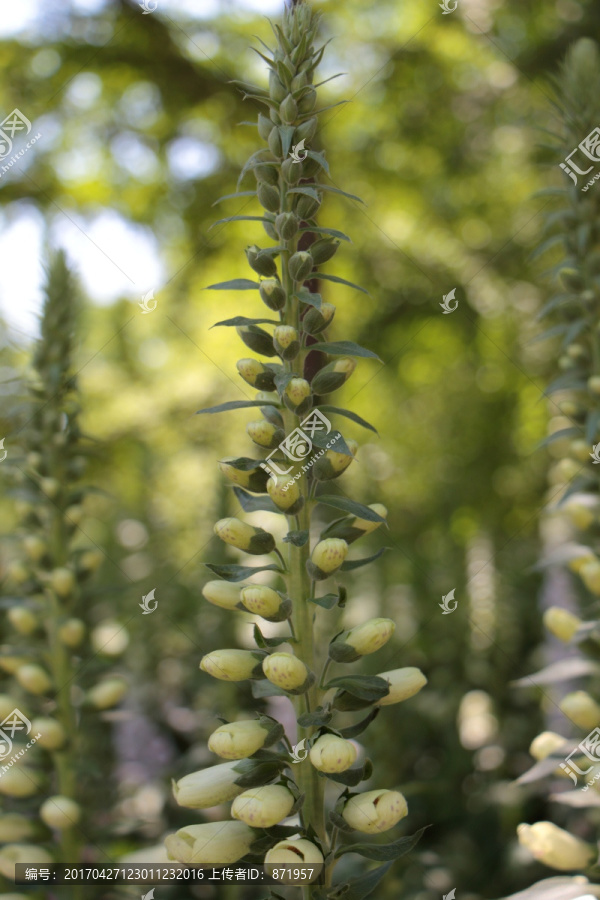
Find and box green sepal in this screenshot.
[297,706,333,728]
[309,592,338,610]
[310,341,380,361]
[326,675,390,701]
[283,530,309,546]
[252,679,289,698]
[319,758,373,786]
[317,496,386,522]
[232,757,286,788]
[334,826,428,861]
[339,707,380,739]
[205,563,283,582]
[295,288,323,309]
[328,809,355,835]
[233,487,279,514]
[341,547,388,571]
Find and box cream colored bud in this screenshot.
[172,761,245,809]
[40,796,81,830]
[202,580,244,610]
[580,559,600,594]
[201,649,266,682]
[262,652,311,692]
[22,536,46,562]
[309,734,357,773]
[265,838,324,870]
[0,845,52,880]
[58,618,86,647]
[7,607,37,636]
[267,473,303,512]
[40,477,60,498]
[517,821,595,871]
[314,440,358,481]
[218,458,270,493]
[236,358,273,389]
[0,766,43,798]
[0,814,37,842]
[308,538,348,579]
[87,678,127,709]
[345,618,396,656]
[15,664,52,695]
[90,620,130,656]
[0,655,30,674]
[165,821,256,865]
[208,720,271,759]
[529,731,568,761]
[50,567,76,597]
[375,667,427,706]
[352,504,388,534]
[560,691,600,730]
[543,607,581,642]
[273,325,300,360]
[79,550,102,574]
[342,789,408,834]
[231,785,295,827]
[240,585,288,620]
[214,518,275,555]
[0,695,22,721]
[563,495,598,530]
[31,718,66,751]
[284,377,311,410]
[247,420,284,449]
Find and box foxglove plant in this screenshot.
[165,4,427,898]
[0,253,125,891]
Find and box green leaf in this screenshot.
[318,184,365,204]
[341,548,388,571]
[331,863,393,900]
[211,316,280,328]
[278,124,296,158]
[219,456,265,471]
[251,679,289,698]
[274,371,295,393]
[325,675,390,701]
[311,429,353,456]
[211,215,269,228]
[288,186,322,202]
[197,400,281,415]
[299,225,351,242]
[335,826,427,861]
[212,190,257,206]
[205,279,259,290]
[205,563,283,582]
[310,340,381,361]
[305,149,330,174]
[297,706,333,727]
[317,496,386,522]
[587,409,600,443]
[232,757,285,788]
[322,759,373,786]
[253,625,291,649]
[319,405,378,433]
[538,427,581,448]
[233,487,279,514]
[309,592,339,610]
[283,530,309,546]
[295,288,322,309]
[339,708,380,739]
[318,273,369,295]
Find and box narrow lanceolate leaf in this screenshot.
[318,273,370,295]
[211,216,269,228]
[211,316,280,328]
[310,340,381,361]
[339,707,380,739]
[335,826,427,861]
[212,191,256,206]
[197,400,281,415]
[233,487,279,514]
[294,288,322,309]
[325,675,390,701]
[341,547,388,571]
[318,184,366,204]
[331,863,394,900]
[305,149,330,174]
[299,225,351,242]
[288,185,321,202]
[320,405,378,433]
[308,592,338,610]
[317,496,386,522]
[205,279,259,290]
[311,429,353,457]
[205,563,283,582]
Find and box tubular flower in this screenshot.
[172,761,245,809]
[200,649,267,682]
[543,607,581,642]
[231,785,295,827]
[309,734,357,773]
[517,822,595,871]
[559,691,600,730]
[265,838,324,866]
[202,581,244,611]
[165,822,256,865]
[208,719,280,760]
[375,668,428,706]
[307,539,348,580]
[330,618,396,662]
[262,652,313,694]
[239,586,291,622]
[342,790,408,834]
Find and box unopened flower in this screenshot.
[208,719,274,759]
[543,607,581,642]
[309,237,340,266]
[87,678,127,710]
[172,761,245,809]
[22,535,46,562]
[49,567,75,597]
[307,538,348,580]
[342,789,408,834]
[214,518,276,555]
[201,649,267,682]
[375,667,427,707]
[262,652,312,693]
[579,559,600,594]
[231,784,295,827]
[517,821,595,871]
[240,585,291,622]
[303,301,336,335]
[257,182,281,213]
[58,618,85,647]
[324,504,388,544]
[559,691,600,730]
[166,821,256,864]
[529,731,568,761]
[0,766,43,798]
[309,734,357,773]
[236,324,278,357]
[219,458,270,493]
[275,212,299,241]
[31,717,66,751]
[7,607,37,636]
[0,814,37,842]
[330,618,395,662]
[0,845,53,880]
[15,664,51,695]
[311,358,356,395]
[265,838,324,868]
[236,358,276,391]
[273,325,300,360]
[313,440,357,481]
[283,377,311,414]
[267,474,304,514]
[246,419,285,449]
[0,694,21,721]
[288,251,313,282]
[246,244,278,277]
[40,796,81,830]
[202,580,244,611]
[91,620,129,657]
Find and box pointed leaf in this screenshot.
[310,340,380,361]
[320,405,378,433]
[211,316,280,328]
[205,279,259,290]
[309,592,339,610]
[341,548,388,571]
[278,125,296,158]
[318,184,365,204]
[299,225,351,242]
[325,675,390,701]
[205,563,283,582]
[212,191,256,206]
[335,826,427,862]
[339,707,380,739]
[305,149,330,175]
[288,186,322,202]
[317,496,386,522]
[318,273,369,295]
[211,216,269,228]
[331,863,393,900]
[233,487,279,513]
[197,400,281,415]
[295,288,322,309]
[310,429,353,457]
[297,707,333,728]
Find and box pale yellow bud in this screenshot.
[0,845,52,880]
[262,652,311,692]
[208,720,270,759]
[0,695,22,721]
[202,581,244,611]
[0,814,36,842]
[22,536,46,562]
[267,474,302,512]
[15,664,52,695]
[50,567,76,597]
[342,789,408,833]
[218,459,270,493]
[165,821,255,865]
[40,477,60,498]
[560,691,600,730]
[58,618,86,647]
[0,766,42,798]
[543,607,581,642]
[308,538,348,579]
[40,796,81,830]
[285,377,311,408]
[90,620,130,656]
[240,586,288,620]
[563,495,598,530]
[201,649,266,682]
[265,838,324,871]
[580,560,600,594]
[517,821,595,871]
[375,667,427,706]
[231,785,294,827]
[79,550,102,574]
[346,618,395,656]
[87,678,127,709]
[313,440,358,481]
[352,504,388,534]
[247,420,284,449]
[0,655,30,675]
[529,731,568,761]
[7,607,37,636]
[172,761,244,809]
[309,734,357,773]
[31,718,66,751]
[214,518,275,555]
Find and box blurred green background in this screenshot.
[0,0,597,897]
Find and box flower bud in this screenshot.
[0,695,22,721]
[580,559,600,594]
[323,504,388,544]
[294,117,318,144]
[543,607,581,642]
[589,375,600,395]
[22,535,47,562]
[202,581,244,611]
[309,734,357,773]
[309,238,340,265]
[330,618,396,663]
[78,550,102,575]
[254,161,279,185]
[273,326,300,361]
[8,607,38,636]
[303,302,336,334]
[257,182,281,213]
[201,649,267,682]
[281,156,302,185]
[214,518,276,555]
[313,439,357,481]
[15,664,52,695]
[268,126,283,157]
[262,652,313,693]
[265,838,324,871]
[40,796,81,830]
[245,245,278,278]
[0,766,43,798]
[529,731,567,761]
[307,538,348,580]
[40,477,60,498]
[288,251,313,282]
[172,761,245,809]
[563,494,598,530]
[236,324,278,357]
[269,70,287,102]
[374,667,427,707]
[299,87,317,114]
[342,790,408,834]
[87,678,127,709]
[219,458,271,493]
[0,655,30,675]
[0,814,36,842]
[237,358,277,391]
[559,691,600,730]
[283,377,312,414]
[90,620,129,657]
[58,618,86,647]
[50,567,76,597]
[296,192,321,220]
[247,420,285,449]
[267,474,304,515]
[31,717,66,751]
[275,212,299,241]
[517,821,595,871]
[240,585,291,622]
[311,358,356,395]
[280,93,298,124]
[0,845,52,881]
[232,784,295,827]
[259,279,286,311]
[166,821,256,865]
[208,719,274,759]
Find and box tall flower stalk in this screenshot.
[167,5,426,897]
